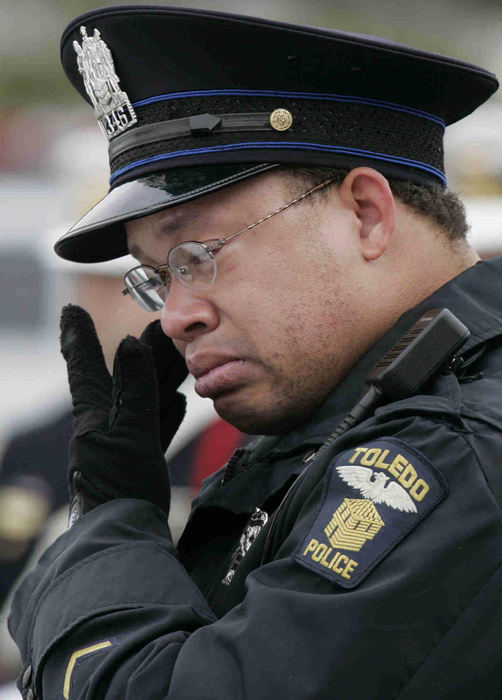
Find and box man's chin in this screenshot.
[213,393,317,436]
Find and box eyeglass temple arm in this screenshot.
[211,178,334,251]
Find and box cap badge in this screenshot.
[73,26,137,140]
[270,108,293,131]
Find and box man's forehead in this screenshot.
[126,206,200,257]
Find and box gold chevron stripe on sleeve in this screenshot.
[63,640,112,699]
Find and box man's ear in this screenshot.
[338,168,396,261]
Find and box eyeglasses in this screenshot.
[122,177,334,311]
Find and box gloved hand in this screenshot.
[60,305,188,525]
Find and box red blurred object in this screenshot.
[191,419,246,490]
[0,109,48,171]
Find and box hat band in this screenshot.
[109,112,276,161]
[133,89,445,128]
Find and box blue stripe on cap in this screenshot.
[133,89,445,128]
[110,141,447,185]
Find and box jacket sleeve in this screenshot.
[8,413,502,700]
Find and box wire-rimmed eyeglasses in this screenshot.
[122,177,334,311]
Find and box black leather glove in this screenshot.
[60,305,188,525]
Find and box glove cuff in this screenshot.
[68,471,107,527]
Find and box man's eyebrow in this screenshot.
[158,209,199,236]
[127,209,201,259]
[128,242,143,259]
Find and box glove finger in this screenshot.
[139,322,187,451]
[140,321,188,399]
[60,305,112,429]
[110,335,159,437]
[159,392,187,452]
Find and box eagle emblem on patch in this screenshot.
[337,465,417,512]
[294,438,447,588]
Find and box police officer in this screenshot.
[8,6,502,699]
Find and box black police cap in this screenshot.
[55,5,498,263]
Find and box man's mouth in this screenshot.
[186,355,252,398]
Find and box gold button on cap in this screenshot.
[270,108,293,131]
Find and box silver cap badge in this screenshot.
[73,26,137,140]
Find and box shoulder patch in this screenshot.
[293,437,447,589]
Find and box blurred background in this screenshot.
[0,0,501,694]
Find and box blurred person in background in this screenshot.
[6,5,502,699]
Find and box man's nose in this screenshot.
[160,281,218,342]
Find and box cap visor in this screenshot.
[55,163,276,262]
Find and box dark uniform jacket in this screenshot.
[9,258,502,699]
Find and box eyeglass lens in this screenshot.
[124,266,168,311]
[124,241,217,311]
[169,242,216,288]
